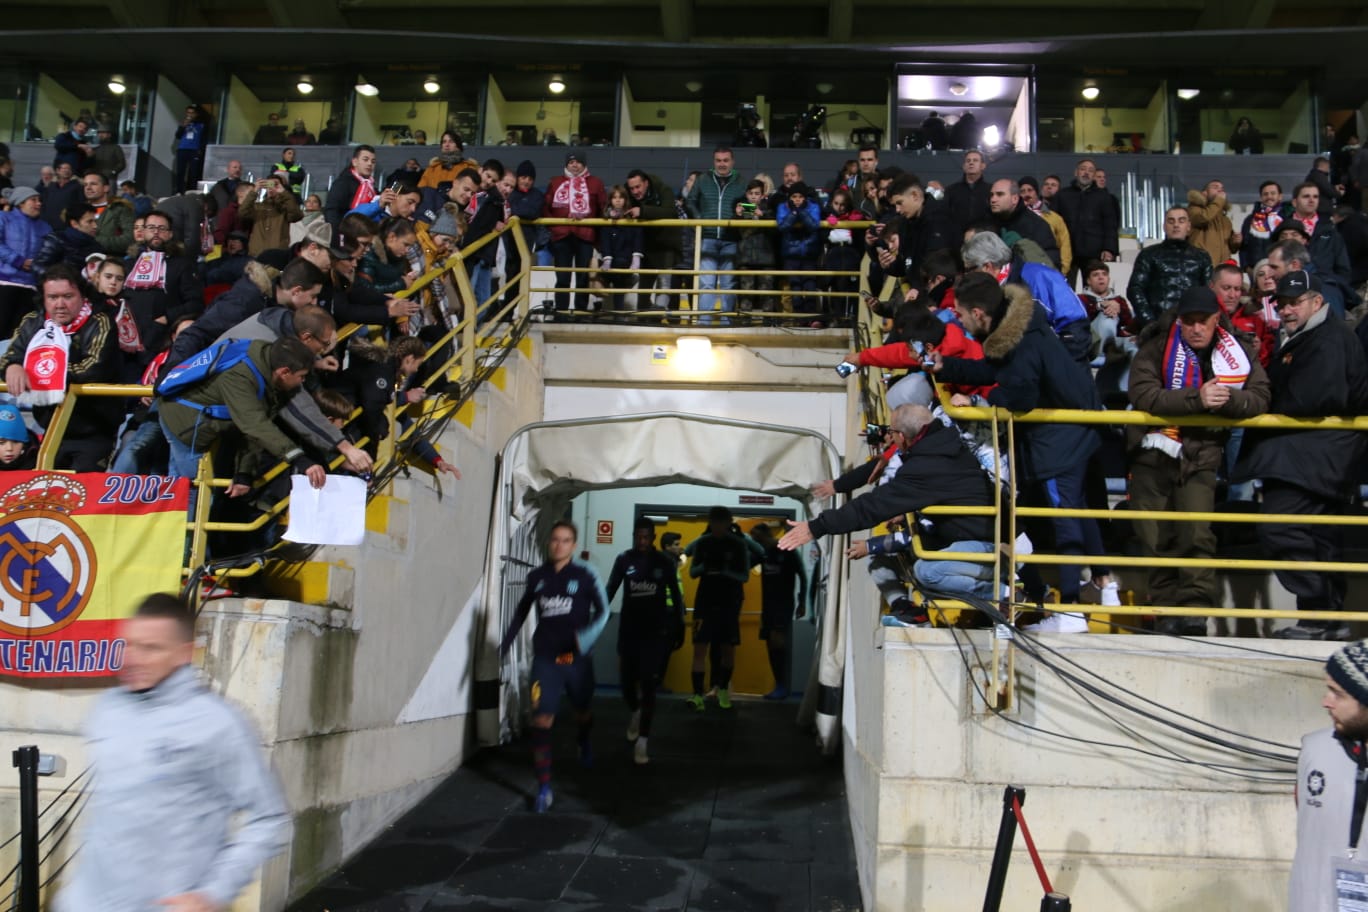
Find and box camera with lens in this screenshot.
[864,423,889,446]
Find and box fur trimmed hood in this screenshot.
[982,283,1035,360]
[244,259,278,296]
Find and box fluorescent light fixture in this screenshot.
[423,76,441,95]
[1081,85,1100,101]
[108,76,126,95]
[982,124,1001,146]
[949,82,968,97]
[1176,88,1201,100]
[355,77,379,97]
[548,75,567,95]
[296,77,314,95]
[815,82,834,96]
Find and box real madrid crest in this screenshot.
[0,474,96,637]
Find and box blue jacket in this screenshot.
[1011,260,1088,333]
[0,210,51,286]
[776,199,823,260]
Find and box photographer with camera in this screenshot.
[239,175,303,257]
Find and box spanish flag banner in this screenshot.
[0,472,189,679]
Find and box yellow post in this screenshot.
[692,224,703,319]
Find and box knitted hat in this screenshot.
[786,182,811,198]
[430,207,462,239]
[1328,641,1368,707]
[565,151,586,166]
[4,186,38,207]
[0,406,28,443]
[516,160,536,179]
[1018,176,1040,192]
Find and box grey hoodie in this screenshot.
[56,666,290,912]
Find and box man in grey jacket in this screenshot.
[57,593,290,912]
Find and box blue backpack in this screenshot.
[156,338,267,421]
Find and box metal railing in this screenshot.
[530,217,873,324]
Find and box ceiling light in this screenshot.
[423,76,440,95]
[1177,88,1201,101]
[982,124,1001,146]
[548,76,566,95]
[355,76,379,97]
[107,76,126,95]
[815,82,834,96]
[949,82,968,97]
[296,77,314,95]
[684,80,702,94]
[1081,85,1100,101]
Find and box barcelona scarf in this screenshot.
[1142,321,1250,458]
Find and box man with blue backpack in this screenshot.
[157,336,327,503]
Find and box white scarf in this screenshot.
[20,302,93,407]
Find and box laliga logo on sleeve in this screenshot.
[0,474,96,636]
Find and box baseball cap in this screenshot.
[289,219,332,251]
[1276,269,1321,299]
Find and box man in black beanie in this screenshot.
[503,160,545,308]
[1289,641,1368,911]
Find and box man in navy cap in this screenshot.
[1235,269,1368,640]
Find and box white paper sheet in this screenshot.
[283,475,367,546]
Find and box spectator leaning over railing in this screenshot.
[1126,285,1271,636]
[926,272,1111,633]
[158,336,330,513]
[1233,270,1368,641]
[0,263,119,470]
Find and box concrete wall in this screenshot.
[845,615,1330,911]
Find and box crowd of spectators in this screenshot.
[3,121,1368,625]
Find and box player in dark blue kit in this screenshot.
[499,521,609,813]
[606,519,685,765]
[750,522,808,700]
[684,506,765,711]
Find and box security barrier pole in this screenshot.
[1041,893,1072,911]
[983,785,1025,912]
[13,745,39,912]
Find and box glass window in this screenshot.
[1035,70,1168,154]
[29,71,151,147]
[486,66,614,148]
[349,69,483,150]
[894,66,1030,154]
[223,72,345,147]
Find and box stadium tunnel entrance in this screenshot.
[473,412,850,753]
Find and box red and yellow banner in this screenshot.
[0,471,188,678]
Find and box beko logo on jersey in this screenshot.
[628,581,659,597]
[540,595,575,616]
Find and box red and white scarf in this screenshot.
[1292,212,1319,236]
[350,169,377,211]
[125,250,167,290]
[552,170,592,218]
[112,298,142,353]
[21,302,92,407]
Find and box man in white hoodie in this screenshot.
[56,594,290,912]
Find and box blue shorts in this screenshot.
[530,653,595,718]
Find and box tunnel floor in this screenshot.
[288,694,862,911]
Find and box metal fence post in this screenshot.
[12,745,39,912]
[982,785,1025,912]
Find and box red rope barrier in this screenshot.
[1011,793,1053,895]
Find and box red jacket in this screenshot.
[857,321,993,399]
[542,173,607,244]
[1225,301,1274,367]
[1078,291,1138,337]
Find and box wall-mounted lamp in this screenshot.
[1176,88,1201,101]
[423,76,441,95]
[107,76,127,95]
[949,82,968,97]
[296,77,314,95]
[1081,85,1100,101]
[548,75,567,95]
[675,335,713,371]
[355,76,379,97]
[684,80,703,94]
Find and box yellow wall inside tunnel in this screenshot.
[656,515,788,697]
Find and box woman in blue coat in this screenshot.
[0,187,51,340]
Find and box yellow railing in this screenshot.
[0,217,542,604]
[532,217,873,323]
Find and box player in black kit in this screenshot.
[684,506,765,710]
[750,522,808,700]
[500,521,609,812]
[606,519,685,765]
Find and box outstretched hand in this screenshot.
[777,519,813,551]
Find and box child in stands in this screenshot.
[1078,259,1137,398]
[359,217,419,295]
[0,405,36,471]
[390,336,460,479]
[736,180,776,320]
[775,183,823,326]
[822,187,865,324]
